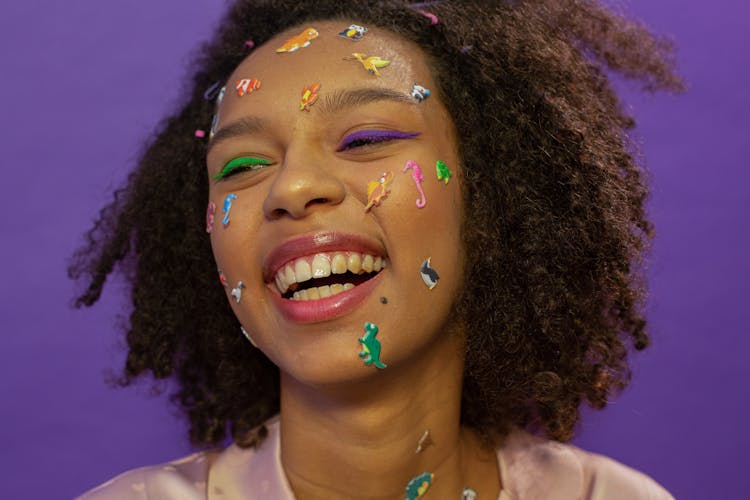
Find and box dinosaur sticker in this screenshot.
[275,27,319,53]
[300,83,321,111]
[403,160,426,208]
[365,171,393,211]
[405,472,434,500]
[359,322,387,369]
[347,52,391,76]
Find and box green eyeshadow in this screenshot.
[213,156,272,180]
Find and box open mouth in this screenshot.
[273,252,387,301]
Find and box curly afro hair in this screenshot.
[69,0,683,447]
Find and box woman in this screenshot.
[73,0,682,498]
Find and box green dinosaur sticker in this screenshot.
[359,322,387,369]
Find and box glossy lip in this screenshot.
[263,232,387,324]
[269,270,384,324]
[262,231,387,284]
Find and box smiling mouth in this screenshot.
[273,252,387,301]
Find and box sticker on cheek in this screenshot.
[300,83,321,111]
[359,322,387,369]
[206,202,216,233]
[435,160,452,184]
[420,257,440,290]
[346,53,390,77]
[235,78,261,97]
[275,27,319,53]
[411,83,431,102]
[365,171,394,212]
[222,193,238,227]
[337,24,367,41]
[230,281,245,303]
[405,472,434,500]
[218,269,228,288]
[403,160,426,208]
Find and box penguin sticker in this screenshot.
[420,258,440,290]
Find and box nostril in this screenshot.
[305,197,330,208]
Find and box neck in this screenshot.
[278,330,500,500]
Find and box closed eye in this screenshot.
[336,130,420,152]
[213,156,273,180]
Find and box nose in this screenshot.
[262,149,346,220]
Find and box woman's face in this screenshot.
[207,21,465,386]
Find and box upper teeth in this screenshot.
[274,252,386,295]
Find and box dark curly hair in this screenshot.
[69,0,682,447]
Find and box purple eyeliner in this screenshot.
[337,130,420,151]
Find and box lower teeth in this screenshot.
[292,283,355,301]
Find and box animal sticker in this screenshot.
[337,24,367,41]
[206,202,216,233]
[235,78,261,97]
[230,281,245,303]
[275,27,319,53]
[411,83,431,102]
[420,257,440,290]
[347,53,390,76]
[405,472,434,500]
[300,83,321,111]
[403,160,426,208]
[359,322,387,369]
[365,171,394,211]
[222,193,238,226]
[435,160,452,184]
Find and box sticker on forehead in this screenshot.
[275,27,319,53]
[346,53,390,77]
[300,83,321,111]
[411,83,431,102]
[365,171,394,212]
[337,24,367,41]
[235,78,261,97]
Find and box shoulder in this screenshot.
[77,450,217,500]
[497,430,674,500]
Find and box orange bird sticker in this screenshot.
[300,83,321,111]
[235,78,261,97]
[275,27,319,53]
[365,171,394,211]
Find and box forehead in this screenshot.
[219,20,440,121]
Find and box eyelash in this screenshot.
[214,156,272,180]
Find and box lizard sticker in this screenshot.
[359,322,387,369]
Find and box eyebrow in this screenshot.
[206,87,416,154]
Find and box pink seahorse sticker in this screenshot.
[403,160,426,208]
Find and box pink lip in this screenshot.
[262,231,387,283]
[269,271,383,323]
[263,232,387,324]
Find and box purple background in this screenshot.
[1,1,747,498]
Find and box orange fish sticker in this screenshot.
[235,78,261,97]
[275,27,319,53]
[300,83,321,111]
[365,171,394,211]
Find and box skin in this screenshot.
[206,21,500,499]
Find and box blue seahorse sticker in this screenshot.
[359,322,387,369]
[222,193,238,227]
